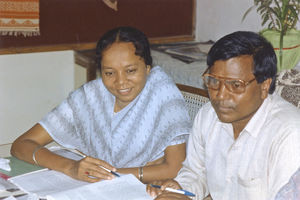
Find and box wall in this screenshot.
[0,51,86,157]
[195,0,300,42]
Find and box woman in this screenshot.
[10,26,191,183]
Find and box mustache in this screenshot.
[211,100,236,109]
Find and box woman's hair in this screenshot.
[207,31,277,94]
[95,26,153,71]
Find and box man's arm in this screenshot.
[268,129,300,199]
[174,112,209,199]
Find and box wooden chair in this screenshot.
[176,83,210,121]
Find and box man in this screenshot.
[148,31,300,200]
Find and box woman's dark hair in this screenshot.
[207,31,277,94]
[95,26,153,71]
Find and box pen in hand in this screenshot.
[99,165,120,177]
[150,184,195,197]
[71,150,120,178]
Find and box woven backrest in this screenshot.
[176,84,210,121]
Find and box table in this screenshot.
[0,157,42,178]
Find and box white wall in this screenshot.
[0,51,86,156]
[196,0,262,42]
[195,0,300,42]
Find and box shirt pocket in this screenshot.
[237,176,265,200]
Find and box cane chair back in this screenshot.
[176,84,210,121]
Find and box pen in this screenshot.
[150,184,195,197]
[65,149,120,178]
[99,165,120,177]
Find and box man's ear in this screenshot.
[261,78,272,99]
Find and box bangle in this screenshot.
[138,167,143,182]
[32,145,44,166]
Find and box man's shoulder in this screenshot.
[194,102,219,125]
[270,94,300,122]
[262,94,300,139]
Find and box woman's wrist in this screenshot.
[138,166,143,182]
[32,145,45,166]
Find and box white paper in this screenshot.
[0,178,26,199]
[46,174,152,200]
[0,177,17,191]
[2,196,17,200]
[8,169,88,198]
[9,169,152,200]
[7,148,152,200]
[0,158,11,172]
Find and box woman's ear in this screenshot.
[261,78,272,99]
[146,65,151,75]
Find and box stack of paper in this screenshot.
[9,170,153,200]
[0,177,26,199]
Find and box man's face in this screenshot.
[207,55,270,127]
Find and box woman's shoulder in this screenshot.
[148,66,178,90]
[68,78,107,100]
[141,66,185,106]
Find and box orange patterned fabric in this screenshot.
[0,0,39,37]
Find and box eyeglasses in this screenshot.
[202,73,256,94]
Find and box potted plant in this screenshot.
[243,0,300,72]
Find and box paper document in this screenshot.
[7,148,152,199]
[9,169,88,199]
[0,177,26,198]
[46,174,152,200]
[9,170,152,200]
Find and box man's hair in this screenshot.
[207,31,277,94]
[95,26,153,71]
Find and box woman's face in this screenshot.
[101,42,150,112]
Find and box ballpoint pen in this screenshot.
[69,149,120,178]
[150,184,195,197]
[99,165,120,177]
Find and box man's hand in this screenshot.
[155,192,191,200]
[147,179,186,198]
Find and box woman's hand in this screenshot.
[66,156,117,183]
[147,179,182,198]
